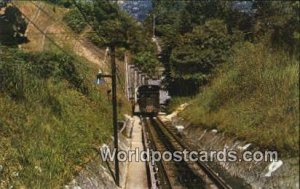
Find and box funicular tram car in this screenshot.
[136,85,160,116]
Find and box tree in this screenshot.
[168,20,233,96]
[181,0,228,29]
[225,2,255,40]
[63,9,87,33]
[253,1,300,53]
[133,51,160,76]
[73,0,132,48]
[0,5,28,46]
[45,0,72,8]
[73,0,160,75]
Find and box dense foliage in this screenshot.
[169,20,235,95]
[69,0,160,75]
[63,9,86,33]
[72,0,132,48]
[1,49,88,98]
[45,0,72,8]
[132,51,160,76]
[150,0,299,96]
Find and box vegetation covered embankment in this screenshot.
[182,42,299,156]
[0,1,136,188]
[0,47,126,188]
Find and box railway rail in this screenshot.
[143,116,232,189]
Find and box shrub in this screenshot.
[63,9,87,33]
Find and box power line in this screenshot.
[70,0,127,91]
[9,1,126,91]
[35,0,125,87]
[27,0,119,77]
[7,1,100,84]
[12,2,74,56]
[10,1,109,66]
[24,1,109,64]
[28,2,99,35]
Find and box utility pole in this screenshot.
[124,52,129,100]
[96,46,119,186]
[153,14,156,38]
[110,46,119,186]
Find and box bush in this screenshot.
[63,9,87,33]
[45,0,72,8]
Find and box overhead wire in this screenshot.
[29,1,108,63]
[7,0,128,92]
[11,1,75,57]
[8,1,105,62]
[41,0,127,92]
[28,0,113,81]
[11,1,106,66]
[70,0,127,92]
[7,1,96,85]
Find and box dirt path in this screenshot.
[17,1,108,70]
[25,1,42,36]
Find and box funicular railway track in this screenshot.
[143,117,232,189]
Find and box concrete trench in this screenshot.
[169,116,299,189]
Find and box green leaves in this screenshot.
[70,0,160,75]
[170,20,232,81]
[45,0,72,8]
[74,0,131,48]
[151,1,234,96]
[97,18,128,47]
[133,51,160,76]
[63,9,87,33]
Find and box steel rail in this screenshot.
[155,117,232,189]
[144,118,173,189]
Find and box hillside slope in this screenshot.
[16,1,109,69]
[15,1,129,92]
[0,2,129,188]
[181,42,299,156]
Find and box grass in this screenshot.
[0,47,129,188]
[0,2,130,188]
[181,42,299,156]
[166,96,192,114]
